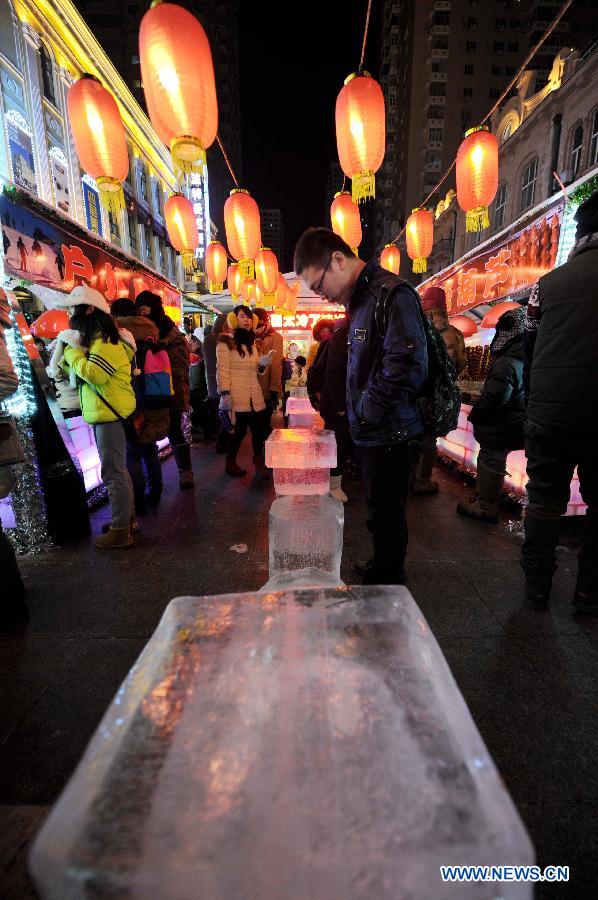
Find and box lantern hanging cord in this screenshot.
[388,0,575,247]
[359,0,374,70]
[217,135,239,188]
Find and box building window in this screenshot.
[570,123,583,178]
[432,36,448,50]
[505,65,516,76]
[464,64,474,75]
[492,65,502,76]
[138,163,148,202]
[493,41,504,54]
[466,40,476,52]
[489,88,500,99]
[428,105,444,119]
[520,158,538,211]
[494,183,507,228]
[431,82,446,96]
[495,18,506,30]
[144,225,154,264]
[109,212,120,244]
[507,42,519,53]
[428,127,443,143]
[589,109,598,167]
[463,87,473,99]
[433,11,450,25]
[40,43,56,105]
[467,17,477,29]
[127,213,138,254]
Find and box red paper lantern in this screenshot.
[224,189,261,280]
[335,71,385,203]
[331,191,362,253]
[205,241,227,292]
[164,193,199,272]
[380,244,400,275]
[456,125,499,233]
[241,278,257,305]
[406,208,434,274]
[480,301,520,329]
[30,308,70,340]
[67,75,128,214]
[228,263,243,299]
[139,1,217,176]
[449,315,478,337]
[255,247,279,302]
[274,273,287,313]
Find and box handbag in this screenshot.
[0,415,25,466]
[89,387,145,443]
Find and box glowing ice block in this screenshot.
[288,411,319,428]
[265,428,337,469]
[269,495,344,580]
[286,396,314,414]
[289,386,308,398]
[273,466,330,496]
[29,587,534,900]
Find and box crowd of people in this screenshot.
[1,190,597,626]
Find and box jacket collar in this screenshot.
[347,258,381,312]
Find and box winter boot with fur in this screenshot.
[253,454,271,479]
[94,526,133,549]
[456,461,504,523]
[412,444,439,495]
[329,475,348,502]
[225,452,247,477]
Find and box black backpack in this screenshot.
[374,279,461,438]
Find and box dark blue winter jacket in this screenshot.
[346,259,428,447]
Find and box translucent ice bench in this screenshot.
[30,587,534,900]
[286,396,314,414]
[265,428,337,469]
[269,494,344,581]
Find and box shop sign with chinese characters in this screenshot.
[421,205,564,313]
[270,310,346,330]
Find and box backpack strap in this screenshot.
[374,277,424,340]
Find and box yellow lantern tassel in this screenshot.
[352,170,376,203]
[170,136,206,177]
[412,257,427,274]
[274,306,286,316]
[209,281,224,292]
[351,248,359,258]
[238,258,255,280]
[97,178,125,216]
[180,251,196,274]
[465,206,490,233]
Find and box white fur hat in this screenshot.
[53,284,111,315]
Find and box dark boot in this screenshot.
[0,529,29,629]
[457,461,504,523]
[225,453,247,477]
[253,454,271,479]
[146,485,162,508]
[521,513,562,609]
[412,445,439,495]
[573,508,598,614]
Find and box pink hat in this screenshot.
[421,286,447,314]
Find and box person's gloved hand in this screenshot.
[219,393,233,412]
[258,349,276,367]
[270,391,279,409]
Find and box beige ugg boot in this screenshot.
[329,475,348,502]
[94,526,133,549]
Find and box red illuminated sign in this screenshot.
[270,311,346,330]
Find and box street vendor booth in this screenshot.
[419,173,597,516]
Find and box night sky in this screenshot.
[238,1,381,270]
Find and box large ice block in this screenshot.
[288,411,319,428]
[269,495,344,580]
[29,587,534,900]
[265,428,337,469]
[286,396,314,414]
[273,466,330,496]
[261,567,344,589]
[289,386,308,398]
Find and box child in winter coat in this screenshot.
[50,285,136,548]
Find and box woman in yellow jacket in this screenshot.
[52,285,136,548]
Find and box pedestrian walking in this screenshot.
[110,298,170,511]
[189,335,209,440]
[204,314,229,450]
[50,285,136,548]
[457,306,525,523]
[216,304,274,478]
[135,291,194,490]
[413,285,466,495]
[0,290,29,627]
[288,355,307,388]
[521,191,598,613]
[294,227,428,585]
[255,307,284,444]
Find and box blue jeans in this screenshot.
[126,441,162,502]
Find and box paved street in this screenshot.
[1,432,597,898]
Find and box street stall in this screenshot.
[419,170,598,516]
[0,183,183,547]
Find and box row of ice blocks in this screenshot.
[29,587,534,900]
[288,385,308,398]
[266,428,337,496]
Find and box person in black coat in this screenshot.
[457,306,525,523]
[307,316,353,502]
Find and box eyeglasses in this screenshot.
[312,254,333,295]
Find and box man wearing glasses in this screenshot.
[294,227,428,585]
